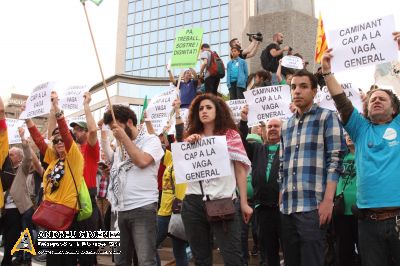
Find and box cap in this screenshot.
[70,121,88,131]
[246,134,262,144]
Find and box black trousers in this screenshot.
[1,208,21,266]
[204,76,220,95]
[256,206,281,266]
[333,215,360,266]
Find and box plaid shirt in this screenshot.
[98,172,109,198]
[279,104,346,214]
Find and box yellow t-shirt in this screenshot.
[157,150,187,216]
[0,127,9,208]
[43,142,84,210]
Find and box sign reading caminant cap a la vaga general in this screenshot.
[171,136,231,184]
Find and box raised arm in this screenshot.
[173,98,184,142]
[83,92,98,147]
[19,127,32,175]
[47,91,58,140]
[321,49,354,124]
[241,38,260,59]
[52,97,73,152]
[168,69,176,84]
[98,119,113,163]
[276,59,283,84]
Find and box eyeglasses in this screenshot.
[52,138,64,145]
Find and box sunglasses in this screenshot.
[52,138,64,145]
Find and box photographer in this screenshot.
[229,32,262,59]
[260,32,291,77]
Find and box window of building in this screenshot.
[126,36,133,48]
[221,29,229,42]
[127,25,134,36]
[142,21,150,33]
[184,1,192,12]
[143,0,150,10]
[128,14,134,25]
[211,31,219,45]
[211,6,219,19]
[175,14,183,26]
[167,4,175,16]
[158,42,166,53]
[221,4,228,17]
[193,1,200,10]
[167,16,175,27]
[220,17,228,30]
[142,33,150,45]
[133,46,141,58]
[201,0,209,8]
[201,8,210,20]
[166,39,174,53]
[135,1,143,12]
[159,5,167,17]
[133,58,141,69]
[134,34,142,46]
[201,20,210,33]
[141,45,149,57]
[157,54,165,66]
[126,48,133,59]
[158,29,166,41]
[151,8,158,19]
[125,60,133,72]
[176,2,183,14]
[149,42,157,55]
[134,23,142,34]
[141,57,149,68]
[193,10,201,22]
[150,19,158,31]
[159,17,167,29]
[134,12,142,23]
[143,9,150,21]
[149,55,157,67]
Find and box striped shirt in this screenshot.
[279,104,346,214]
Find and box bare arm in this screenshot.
[234,160,253,224]
[270,45,289,57]
[199,57,208,77]
[242,39,260,59]
[83,92,98,147]
[276,59,283,83]
[318,181,336,226]
[168,70,176,84]
[189,68,198,82]
[393,31,400,50]
[98,119,113,163]
[111,123,154,168]
[19,127,32,175]
[30,146,44,177]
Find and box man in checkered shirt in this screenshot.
[279,69,347,266]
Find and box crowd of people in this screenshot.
[0,31,400,266]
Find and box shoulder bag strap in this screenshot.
[64,158,81,210]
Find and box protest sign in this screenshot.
[281,55,304,69]
[6,119,30,145]
[171,28,203,68]
[244,85,292,127]
[19,82,53,119]
[318,82,363,112]
[171,136,232,184]
[59,85,87,111]
[226,99,247,124]
[329,15,398,72]
[146,88,178,135]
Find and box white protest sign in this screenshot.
[171,136,232,184]
[19,82,53,119]
[59,85,88,111]
[243,85,292,127]
[281,56,304,69]
[226,99,247,124]
[168,108,189,135]
[318,82,363,112]
[6,119,30,144]
[146,88,178,135]
[329,15,398,72]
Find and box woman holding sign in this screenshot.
[181,94,252,265]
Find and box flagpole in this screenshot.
[81,1,124,159]
[81,1,116,123]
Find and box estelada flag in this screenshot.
[315,13,328,64]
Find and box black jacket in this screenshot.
[239,121,280,207]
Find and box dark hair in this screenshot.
[363,88,400,120]
[186,94,237,136]
[230,45,240,52]
[103,105,137,126]
[369,84,379,91]
[229,38,238,47]
[292,69,318,89]
[51,127,59,136]
[201,43,210,49]
[255,70,271,82]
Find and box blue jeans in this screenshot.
[281,210,326,266]
[358,217,400,266]
[156,215,188,266]
[181,195,243,266]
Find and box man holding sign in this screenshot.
[321,42,400,265]
[279,70,346,266]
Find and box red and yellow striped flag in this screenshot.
[315,13,328,64]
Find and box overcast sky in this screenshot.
[0,0,399,99]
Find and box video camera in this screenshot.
[246,32,263,42]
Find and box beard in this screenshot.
[124,125,133,140]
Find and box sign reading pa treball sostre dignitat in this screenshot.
[171,136,232,184]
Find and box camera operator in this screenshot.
[260,32,292,79]
[229,32,262,59]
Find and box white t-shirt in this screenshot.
[118,134,164,211]
[200,50,212,78]
[185,161,237,200]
